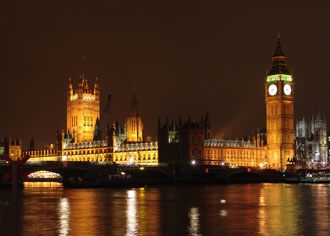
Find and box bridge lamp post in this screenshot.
[191,160,196,165]
[62,155,68,161]
[129,157,135,165]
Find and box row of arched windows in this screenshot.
[64,148,107,156]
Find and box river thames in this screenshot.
[0,183,329,236]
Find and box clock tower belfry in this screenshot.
[265,34,295,170]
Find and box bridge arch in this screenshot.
[26,170,63,183]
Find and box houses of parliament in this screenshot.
[7,35,297,170]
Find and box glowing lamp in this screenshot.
[62,155,67,161]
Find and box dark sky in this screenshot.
[1,1,330,148]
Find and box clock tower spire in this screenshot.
[265,34,295,170]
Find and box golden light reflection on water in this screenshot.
[314,184,330,236]
[258,184,300,236]
[188,207,201,236]
[5,184,330,236]
[58,198,71,236]
[24,182,63,187]
[126,189,138,236]
[69,190,105,236]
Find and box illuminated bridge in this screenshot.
[0,162,286,186]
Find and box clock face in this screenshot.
[268,84,277,96]
[284,84,292,95]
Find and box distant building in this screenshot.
[158,115,211,164]
[25,75,157,165]
[0,137,22,161]
[295,111,328,168]
[265,33,295,169]
[158,115,267,167]
[111,90,158,165]
[24,35,297,170]
[158,34,294,169]
[67,75,100,142]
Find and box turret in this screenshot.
[78,74,84,98]
[257,128,260,147]
[61,130,65,144]
[94,77,100,113]
[112,121,116,148]
[83,77,89,92]
[126,85,143,142]
[93,117,102,141]
[68,78,73,97]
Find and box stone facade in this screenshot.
[25,76,158,165]
[67,75,100,142]
[0,137,22,161]
[24,36,298,170]
[158,116,268,167]
[265,34,295,169]
[296,112,328,168]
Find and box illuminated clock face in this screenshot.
[283,84,292,95]
[268,84,277,96]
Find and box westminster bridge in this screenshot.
[0,161,288,186]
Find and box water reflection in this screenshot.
[258,184,300,236]
[58,198,70,236]
[258,187,267,236]
[0,184,329,236]
[219,209,228,217]
[126,189,137,236]
[188,207,201,236]
[314,185,329,236]
[24,182,62,187]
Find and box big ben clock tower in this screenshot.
[265,33,294,170]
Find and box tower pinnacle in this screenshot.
[268,33,289,75]
[81,56,86,81]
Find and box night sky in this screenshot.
[1,1,330,148]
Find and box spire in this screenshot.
[316,106,321,120]
[93,117,102,141]
[273,32,285,57]
[268,33,290,75]
[68,77,73,90]
[128,82,139,116]
[81,56,86,81]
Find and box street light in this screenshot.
[62,155,67,161]
[191,160,196,165]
